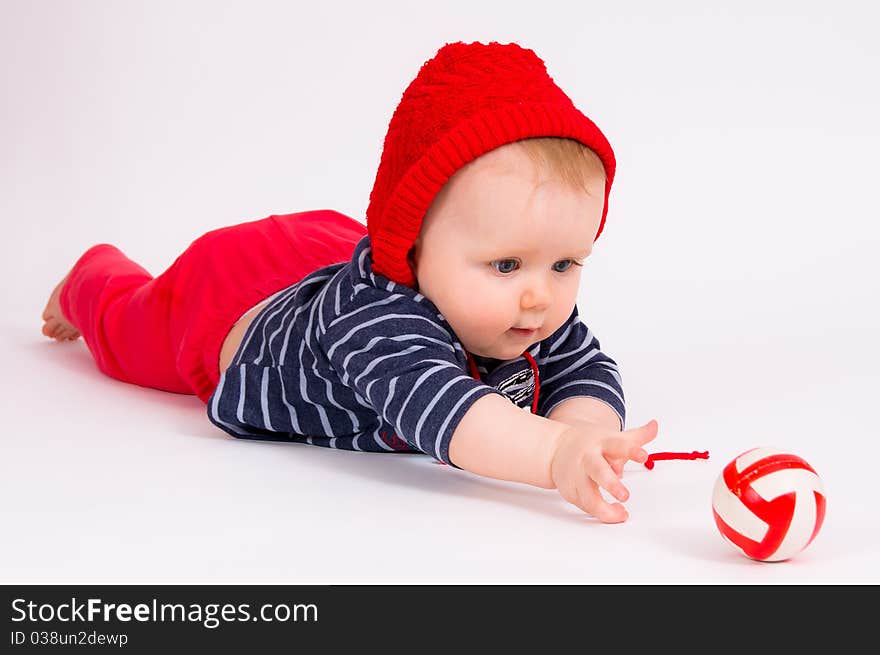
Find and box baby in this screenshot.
[41,41,658,523]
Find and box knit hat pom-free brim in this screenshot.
[365,40,617,288]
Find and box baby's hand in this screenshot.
[549,419,658,523]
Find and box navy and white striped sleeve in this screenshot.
[536,306,626,429]
[319,291,503,465]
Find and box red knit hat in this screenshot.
[366,40,617,288]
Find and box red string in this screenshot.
[521,351,540,414]
[466,351,481,380]
[644,451,709,470]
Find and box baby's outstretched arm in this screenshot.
[449,395,657,522]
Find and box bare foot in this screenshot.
[41,273,81,341]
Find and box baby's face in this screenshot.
[409,142,605,361]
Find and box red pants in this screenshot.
[59,209,367,404]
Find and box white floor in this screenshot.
[3,315,878,584]
[3,1,879,585]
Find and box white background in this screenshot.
[2,0,878,584]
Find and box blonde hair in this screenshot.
[514,137,606,196]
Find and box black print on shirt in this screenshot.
[496,368,535,409]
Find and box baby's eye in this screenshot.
[491,259,520,274]
[553,259,577,273]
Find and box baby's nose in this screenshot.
[521,282,552,310]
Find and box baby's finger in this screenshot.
[587,457,629,503]
[621,419,659,448]
[577,480,628,523]
[629,447,650,465]
[603,428,657,461]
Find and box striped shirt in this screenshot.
[206,235,625,466]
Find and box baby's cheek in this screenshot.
[471,302,510,333]
[449,279,510,329]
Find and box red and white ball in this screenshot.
[711,447,826,562]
